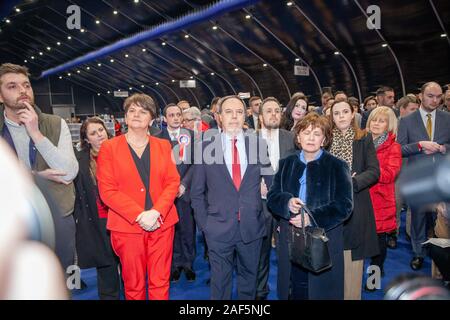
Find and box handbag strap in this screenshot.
[300,204,319,228]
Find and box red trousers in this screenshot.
[111,227,174,300]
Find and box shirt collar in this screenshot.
[299,149,323,164]
[419,107,436,118]
[4,111,22,127]
[261,128,279,140]
[167,127,180,135]
[222,130,245,143]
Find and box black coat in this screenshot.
[73,148,116,268]
[267,150,353,299]
[346,134,380,260]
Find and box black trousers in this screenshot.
[172,199,196,270]
[371,233,388,273]
[256,200,274,298]
[95,218,121,300]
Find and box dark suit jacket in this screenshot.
[398,109,450,164]
[278,129,296,164]
[190,132,272,244]
[246,115,257,130]
[149,126,162,137]
[259,128,296,187]
[157,128,194,202]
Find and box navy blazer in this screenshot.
[190,132,272,244]
[398,109,450,164]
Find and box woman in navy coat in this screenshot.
[267,113,353,300]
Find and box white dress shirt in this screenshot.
[167,127,181,141]
[419,107,436,141]
[261,128,280,171]
[221,131,247,179]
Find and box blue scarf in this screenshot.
[298,149,324,204]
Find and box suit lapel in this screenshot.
[279,130,290,159]
[434,110,443,142]
[414,110,430,140]
[216,138,236,190]
[240,135,252,185]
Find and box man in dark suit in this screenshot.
[190,95,272,300]
[256,97,295,300]
[398,81,450,270]
[157,103,196,282]
[245,96,262,130]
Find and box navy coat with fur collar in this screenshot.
[267,150,353,299]
[267,150,353,230]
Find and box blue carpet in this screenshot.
[72,210,431,300]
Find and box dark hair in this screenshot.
[163,103,181,116]
[329,100,366,140]
[376,86,394,96]
[293,113,331,149]
[348,97,360,113]
[334,91,348,102]
[322,91,333,98]
[249,96,262,106]
[217,95,246,113]
[123,93,157,119]
[259,96,281,115]
[280,94,309,131]
[80,117,111,150]
[363,95,377,108]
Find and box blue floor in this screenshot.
[72,210,431,300]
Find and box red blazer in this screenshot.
[369,133,402,234]
[97,135,180,234]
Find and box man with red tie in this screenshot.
[190,95,272,300]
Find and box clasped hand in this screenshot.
[136,209,161,232]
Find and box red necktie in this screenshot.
[232,138,241,221]
[232,137,241,190]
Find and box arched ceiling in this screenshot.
[0,0,449,109]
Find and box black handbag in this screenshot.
[289,205,332,273]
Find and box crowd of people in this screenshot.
[0,62,449,300]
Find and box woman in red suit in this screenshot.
[366,106,402,280]
[97,94,180,300]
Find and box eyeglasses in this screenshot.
[183,118,195,122]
